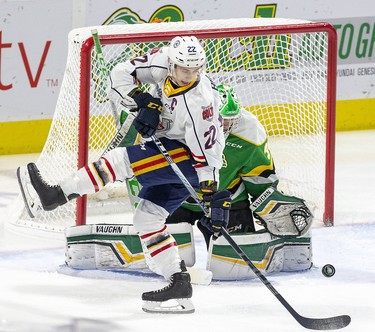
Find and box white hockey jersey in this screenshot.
[110,46,224,184]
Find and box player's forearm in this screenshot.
[195,166,220,187]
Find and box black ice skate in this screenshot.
[142,261,194,314]
[17,163,68,218]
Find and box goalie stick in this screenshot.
[150,135,351,330]
[92,29,120,129]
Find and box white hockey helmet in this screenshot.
[168,36,206,69]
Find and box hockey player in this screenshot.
[166,84,312,247]
[17,36,231,314]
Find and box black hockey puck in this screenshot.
[322,264,335,277]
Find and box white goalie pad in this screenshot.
[65,222,195,270]
[207,230,312,280]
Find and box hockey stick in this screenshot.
[151,135,351,330]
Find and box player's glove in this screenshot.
[132,93,163,138]
[133,92,162,111]
[200,190,231,235]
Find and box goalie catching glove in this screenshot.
[133,92,163,138]
[251,186,313,237]
[200,189,232,235]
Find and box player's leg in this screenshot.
[125,137,198,292]
[126,138,199,313]
[133,184,195,313]
[17,147,133,217]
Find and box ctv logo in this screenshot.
[0,31,52,91]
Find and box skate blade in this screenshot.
[142,298,195,314]
[16,166,43,218]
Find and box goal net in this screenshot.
[7,18,337,233]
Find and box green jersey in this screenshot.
[182,108,278,212]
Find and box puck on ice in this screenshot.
[322,264,335,277]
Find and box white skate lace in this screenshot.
[154,276,175,293]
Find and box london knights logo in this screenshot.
[102,6,184,25]
[101,4,277,26]
[100,3,322,75]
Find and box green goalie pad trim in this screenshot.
[66,231,192,255]
[211,232,310,261]
[67,234,143,254]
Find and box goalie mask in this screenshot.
[168,36,206,86]
[218,84,241,138]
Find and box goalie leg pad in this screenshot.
[65,223,195,270]
[207,231,312,280]
[282,234,313,271]
[251,187,313,236]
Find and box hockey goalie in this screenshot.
[166,84,314,280]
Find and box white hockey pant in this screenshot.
[59,147,182,280]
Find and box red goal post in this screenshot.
[9,18,337,233]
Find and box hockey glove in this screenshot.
[251,187,313,236]
[200,190,231,234]
[132,94,163,138]
[133,92,163,111]
[133,108,160,138]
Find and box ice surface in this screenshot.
[1,130,375,331]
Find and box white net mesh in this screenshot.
[8,18,336,232]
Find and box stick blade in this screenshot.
[298,314,351,330]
